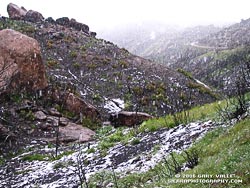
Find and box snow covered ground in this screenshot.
[0,120,221,188]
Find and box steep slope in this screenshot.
[0,17,216,119]
[104,20,250,95]
[198,18,250,48]
[173,19,250,94]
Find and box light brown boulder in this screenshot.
[59,122,95,143]
[0,29,48,93]
[109,111,153,127]
[7,3,27,19]
[64,92,100,120]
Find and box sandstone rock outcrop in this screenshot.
[7,3,27,20]
[0,29,48,93]
[109,111,153,127]
[50,90,100,121]
[56,17,89,34]
[64,92,100,120]
[24,10,44,23]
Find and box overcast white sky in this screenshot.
[1,0,250,31]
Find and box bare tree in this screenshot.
[74,143,89,188]
[217,57,250,121]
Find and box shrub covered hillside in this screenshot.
[106,19,250,96]
[0,15,217,119]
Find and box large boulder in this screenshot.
[7,3,27,20]
[45,17,56,24]
[24,10,44,23]
[109,111,153,127]
[64,92,100,120]
[0,29,48,93]
[56,17,70,26]
[90,31,97,38]
[56,17,89,34]
[69,19,89,33]
[50,90,100,121]
[59,122,95,143]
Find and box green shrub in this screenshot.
[73,62,80,69]
[119,60,128,68]
[53,162,67,169]
[46,59,59,68]
[131,138,140,145]
[22,154,47,162]
[70,51,77,58]
[187,81,218,98]
[82,117,101,130]
[87,148,96,154]
[177,68,194,80]
[19,110,35,121]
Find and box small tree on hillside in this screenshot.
[217,56,250,121]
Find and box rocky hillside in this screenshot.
[105,20,250,95]
[0,3,218,155]
[0,4,216,120]
[198,18,250,48]
[173,20,250,95]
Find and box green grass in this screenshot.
[0,18,36,34]
[163,117,250,188]
[139,99,227,132]
[196,47,246,61]
[97,127,139,153]
[21,154,48,162]
[95,98,231,154]
[129,92,249,134]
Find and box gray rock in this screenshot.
[48,108,61,117]
[59,117,69,126]
[34,111,47,121]
[24,10,44,23]
[7,3,27,20]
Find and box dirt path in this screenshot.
[190,42,228,50]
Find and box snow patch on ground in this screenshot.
[104,98,125,114]
[195,78,211,89]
